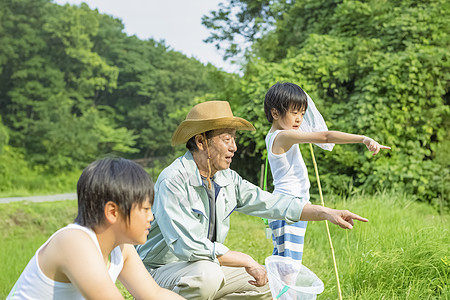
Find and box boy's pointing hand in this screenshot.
[363,137,391,155]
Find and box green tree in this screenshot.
[202,0,277,60]
[0,116,8,153]
[204,0,450,206]
[0,0,136,171]
[1,0,234,175]
[92,19,234,160]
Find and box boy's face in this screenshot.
[125,197,154,245]
[275,105,306,130]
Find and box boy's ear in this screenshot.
[271,108,280,120]
[104,201,120,224]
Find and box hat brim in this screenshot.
[172,117,255,146]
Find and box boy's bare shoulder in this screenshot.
[54,227,94,243]
[44,228,99,258]
[39,227,100,282]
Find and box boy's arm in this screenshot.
[52,230,125,299]
[274,130,390,155]
[118,244,185,300]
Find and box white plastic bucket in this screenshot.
[265,255,324,300]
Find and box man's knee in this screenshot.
[175,261,224,299]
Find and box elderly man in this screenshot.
[137,101,367,299]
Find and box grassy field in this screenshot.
[1,192,448,299]
[0,168,80,198]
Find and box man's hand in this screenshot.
[217,250,268,287]
[326,209,368,229]
[301,204,368,229]
[363,137,391,155]
[245,263,268,287]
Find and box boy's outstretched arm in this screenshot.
[118,244,185,299]
[299,204,368,229]
[274,130,390,155]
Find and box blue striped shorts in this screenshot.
[269,219,308,262]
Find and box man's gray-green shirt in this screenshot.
[136,151,308,269]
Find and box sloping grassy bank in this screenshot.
[0,170,80,198]
[1,192,448,299]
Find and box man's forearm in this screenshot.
[217,250,256,268]
[299,204,332,221]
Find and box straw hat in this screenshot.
[171,101,255,146]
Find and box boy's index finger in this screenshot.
[372,144,391,155]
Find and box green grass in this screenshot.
[0,170,80,198]
[0,200,78,295]
[0,165,162,198]
[1,193,448,299]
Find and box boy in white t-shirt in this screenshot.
[264,82,390,263]
[7,158,184,300]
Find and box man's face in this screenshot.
[207,128,237,174]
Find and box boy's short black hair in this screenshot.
[75,158,154,228]
[264,82,308,123]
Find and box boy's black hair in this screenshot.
[264,82,308,123]
[75,157,154,228]
[186,130,214,152]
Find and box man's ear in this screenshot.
[195,134,206,151]
[271,108,280,120]
[104,201,120,224]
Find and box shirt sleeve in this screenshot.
[154,177,229,263]
[231,170,309,223]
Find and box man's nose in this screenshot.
[230,137,237,152]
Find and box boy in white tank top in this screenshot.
[7,158,184,300]
[264,82,390,264]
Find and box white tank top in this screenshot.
[7,223,124,300]
[266,130,310,200]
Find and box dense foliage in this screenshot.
[0,0,229,192]
[1,0,448,209]
[204,0,450,208]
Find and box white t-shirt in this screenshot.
[7,223,124,300]
[265,130,310,200]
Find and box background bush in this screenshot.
[203,0,450,208]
